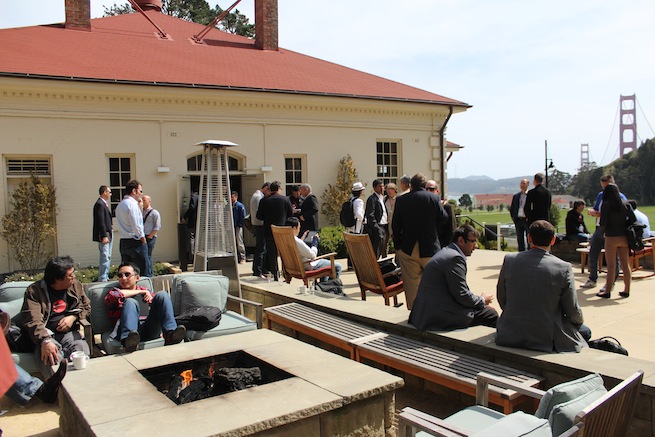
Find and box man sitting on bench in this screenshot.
[496,220,592,352]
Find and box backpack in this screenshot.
[339,197,356,228]
[625,204,645,252]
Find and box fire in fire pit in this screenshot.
[140,351,294,405]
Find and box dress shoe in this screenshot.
[36,359,67,403]
[164,325,186,346]
[123,330,140,353]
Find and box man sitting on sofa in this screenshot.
[286,217,342,281]
[104,262,186,353]
[21,256,91,380]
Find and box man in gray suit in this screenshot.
[496,220,591,353]
[409,224,498,331]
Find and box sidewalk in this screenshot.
[2,249,653,436]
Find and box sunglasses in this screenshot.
[117,272,133,279]
[426,187,436,191]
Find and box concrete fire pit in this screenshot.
[59,329,403,436]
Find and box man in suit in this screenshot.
[364,179,388,259]
[496,220,591,352]
[409,224,497,330]
[525,173,552,225]
[250,182,270,278]
[510,178,530,251]
[92,185,113,282]
[256,181,293,281]
[299,183,319,234]
[393,174,450,309]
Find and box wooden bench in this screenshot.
[629,238,654,275]
[265,303,543,413]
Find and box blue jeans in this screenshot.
[119,291,177,342]
[145,237,157,277]
[5,364,42,406]
[312,259,342,282]
[98,239,113,282]
[119,238,149,277]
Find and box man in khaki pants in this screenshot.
[392,173,448,309]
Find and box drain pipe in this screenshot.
[438,105,454,196]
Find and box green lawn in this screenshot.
[460,206,655,232]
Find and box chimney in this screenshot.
[135,0,163,11]
[65,0,91,31]
[255,0,278,51]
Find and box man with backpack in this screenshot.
[340,182,366,233]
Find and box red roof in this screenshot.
[0,11,468,106]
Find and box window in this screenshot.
[6,158,51,176]
[187,154,203,172]
[376,141,399,186]
[108,157,133,214]
[284,156,304,196]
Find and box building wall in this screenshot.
[0,77,457,273]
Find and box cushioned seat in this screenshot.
[171,273,257,341]
[0,281,40,373]
[86,277,165,354]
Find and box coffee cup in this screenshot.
[298,285,307,295]
[71,351,89,370]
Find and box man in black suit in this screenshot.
[510,178,530,251]
[525,173,552,225]
[392,173,449,309]
[364,179,388,259]
[299,183,318,234]
[92,185,113,282]
[256,181,293,280]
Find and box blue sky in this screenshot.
[2,0,655,180]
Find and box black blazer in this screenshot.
[392,189,449,258]
[256,194,293,238]
[92,198,112,242]
[526,184,552,224]
[364,193,384,230]
[509,191,525,222]
[299,194,319,233]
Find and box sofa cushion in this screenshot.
[444,405,506,435]
[0,281,34,322]
[86,278,154,334]
[549,384,607,436]
[472,411,551,436]
[172,274,229,314]
[535,373,604,418]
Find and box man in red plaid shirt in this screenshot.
[105,262,185,353]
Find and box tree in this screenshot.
[1,176,58,271]
[486,204,494,212]
[546,169,572,194]
[321,155,359,226]
[459,194,472,208]
[103,0,254,36]
[549,203,561,230]
[498,203,505,212]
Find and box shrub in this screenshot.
[320,155,360,226]
[4,262,172,283]
[318,226,347,258]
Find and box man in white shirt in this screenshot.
[115,180,148,276]
[510,179,530,251]
[364,179,388,259]
[286,217,342,281]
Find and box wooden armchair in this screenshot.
[397,370,643,437]
[271,225,337,286]
[343,232,404,306]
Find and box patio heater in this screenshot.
[193,140,241,297]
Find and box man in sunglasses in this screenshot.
[409,224,498,331]
[104,262,185,353]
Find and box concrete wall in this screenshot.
[0,77,460,273]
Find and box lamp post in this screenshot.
[544,140,554,188]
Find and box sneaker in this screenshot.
[123,330,140,353]
[36,359,68,403]
[164,325,186,346]
[580,279,596,289]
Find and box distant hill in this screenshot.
[447,175,531,195]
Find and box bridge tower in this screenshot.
[619,94,637,157]
[580,143,589,169]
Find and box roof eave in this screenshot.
[0,72,472,108]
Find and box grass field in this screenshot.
[460,205,655,232]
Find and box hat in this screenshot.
[352,182,365,192]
